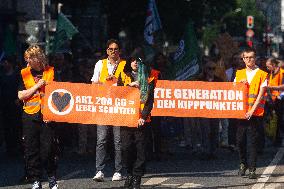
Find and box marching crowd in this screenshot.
[0,39,284,189]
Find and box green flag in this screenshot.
[171,21,200,80]
[49,13,79,54]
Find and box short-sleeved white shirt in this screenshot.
[91,59,120,82]
[234,68,267,87]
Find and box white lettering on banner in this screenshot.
[154,88,172,98]
[175,100,243,111]
[115,98,127,106]
[157,100,175,108]
[95,97,112,105]
[171,89,243,101]
[75,96,93,104]
[98,106,136,114]
[76,104,96,112]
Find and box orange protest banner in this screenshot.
[152,80,248,119]
[43,82,140,127]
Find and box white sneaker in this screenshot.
[93,171,104,182]
[32,181,42,189]
[112,172,122,181]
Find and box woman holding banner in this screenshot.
[118,52,159,189]
[18,45,58,189]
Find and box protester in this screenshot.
[265,58,284,146]
[197,59,223,160]
[91,39,126,182]
[235,47,268,179]
[18,45,58,189]
[147,52,170,160]
[75,58,96,155]
[226,52,245,151]
[0,55,22,157]
[49,52,77,154]
[118,51,159,189]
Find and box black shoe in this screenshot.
[248,170,257,179]
[132,176,141,189]
[124,175,133,189]
[19,175,33,184]
[238,163,247,176]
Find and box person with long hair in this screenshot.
[118,51,159,189]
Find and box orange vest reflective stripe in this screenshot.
[99,59,126,83]
[236,68,267,116]
[268,69,283,101]
[21,66,54,114]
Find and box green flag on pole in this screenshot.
[171,21,200,80]
[49,13,79,54]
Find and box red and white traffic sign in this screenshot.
[246,29,254,37]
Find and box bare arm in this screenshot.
[269,84,284,91]
[18,79,45,101]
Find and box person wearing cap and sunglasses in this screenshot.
[117,52,159,189]
[18,45,58,189]
[91,39,126,182]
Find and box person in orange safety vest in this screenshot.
[18,45,58,189]
[265,58,284,146]
[118,53,159,189]
[234,47,268,179]
[91,39,125,182]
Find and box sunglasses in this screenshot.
[243,56,255,60]
[107,48,119,52]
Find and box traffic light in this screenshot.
[247,16,254,29]
[25,20,43,45]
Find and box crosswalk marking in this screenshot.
[178,183,204,188]
[251,147,284,189]
[143,177,168,186]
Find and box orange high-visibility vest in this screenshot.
[121,68,159,122]
[236,68,267,117]
[21,66,54,114]
[268,68,284,101]
[99,59,126,83]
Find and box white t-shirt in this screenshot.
[234,68,267,88]
[91,59,120,82]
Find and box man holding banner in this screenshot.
[235,47,268,179]
[91,39,126,182]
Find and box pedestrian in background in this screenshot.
[0,55,22,157]
[197,59,223,160]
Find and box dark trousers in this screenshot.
[228,119,238,146]
[121,124,148,176]
[2,105,22,155]
[236,117,261,171]
[23,119,57,181]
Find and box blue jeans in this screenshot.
[96,125,122,173]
